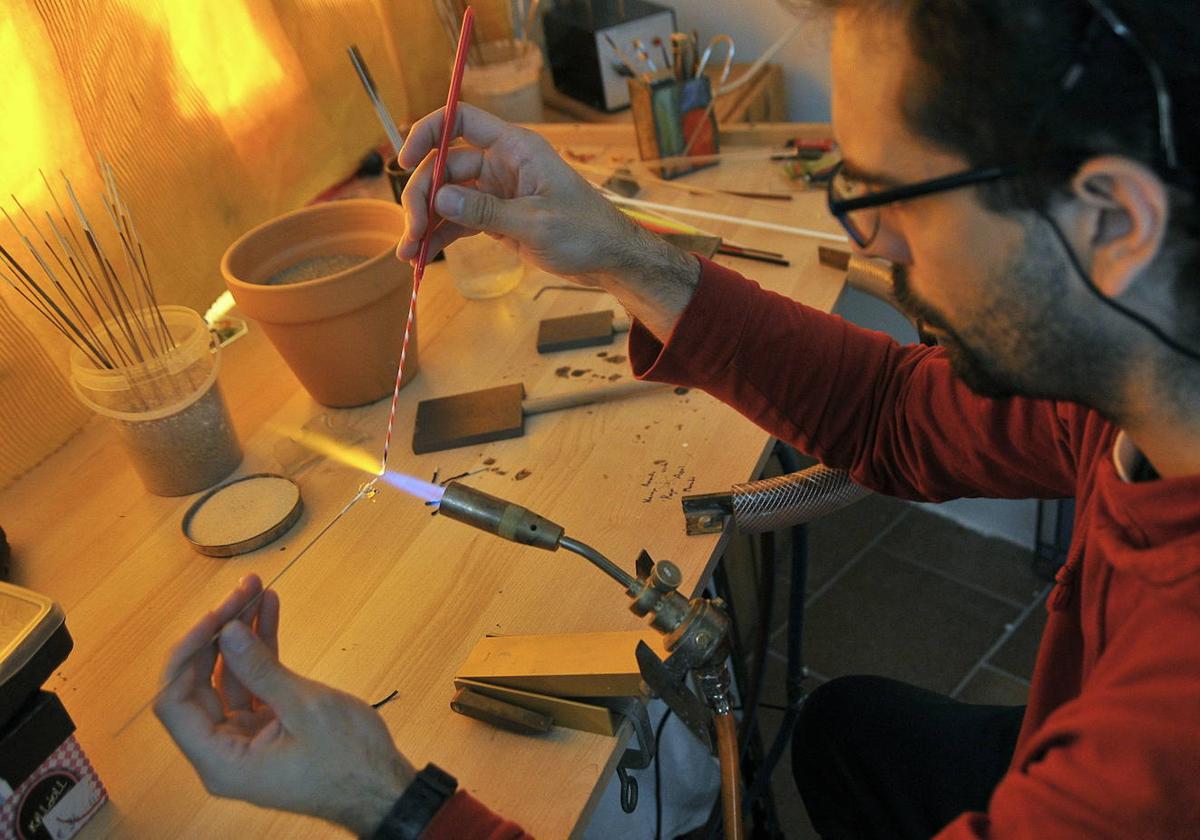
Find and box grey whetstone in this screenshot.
[412,383,526,454]
[537,310,617,353]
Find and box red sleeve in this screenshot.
[628,257,1079,500]
[423,791,534,840]
[936,598,1200,838]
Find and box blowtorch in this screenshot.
[437,481,743,839]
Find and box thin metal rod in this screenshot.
[113,482,376,737]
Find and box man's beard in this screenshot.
[890,224,1123,405]
[892,265,1020,398]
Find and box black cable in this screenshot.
[1036,207,1200,363]
[654,708,674,840]
[738,525,776,766]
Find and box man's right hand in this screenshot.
[397,104,658,279]
[396,104,700,338]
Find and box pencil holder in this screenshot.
[628,75,719,179]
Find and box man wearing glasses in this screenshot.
[157,0,1198,837]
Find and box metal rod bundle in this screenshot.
[433,0,484,65]
[0,161,177,380]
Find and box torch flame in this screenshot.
[275,423,444,504]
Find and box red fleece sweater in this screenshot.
[427,258,1200,839]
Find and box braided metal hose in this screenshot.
[845,254,897,304]
[730,464,871,534]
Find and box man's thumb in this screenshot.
[434,185,511,235]
[219,621,302,718]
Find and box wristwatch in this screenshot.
[369,763,458,840]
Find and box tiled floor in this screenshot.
[718,491,1052,839]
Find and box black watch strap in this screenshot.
[369,763,458,840]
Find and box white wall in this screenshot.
[668,0,833,122]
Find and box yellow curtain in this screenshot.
[0,0,508,489]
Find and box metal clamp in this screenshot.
[605,697,655,814]
[681,491,733,535]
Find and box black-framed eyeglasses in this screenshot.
[827,163,1018,248]
[827,0,1182,250]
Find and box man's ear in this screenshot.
[1070,156,1168,297]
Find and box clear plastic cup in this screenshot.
[69,305,242,496]
[443,235,524,299]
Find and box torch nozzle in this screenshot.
[438,481,565,550]
[438,481,636,588]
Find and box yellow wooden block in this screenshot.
[456,629,670,698]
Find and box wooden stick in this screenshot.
[99,157,171,356]
[62,175,144,361]
[42,208,128,365]
[38,171,114,341]
[9,198,110,358]
[606,193,849,244]
[569,160,792,203]
[104,162,173,351]
[638,147,806,171]
[0,239,111,366]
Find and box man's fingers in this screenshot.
[426,223,480,264]
[155,691,224,763]
[256,588,281,658]
[432,185,534,240]
[398,103,509,170]
[399,147,484,254]
[217,620,306,725]
[161,573,260,695]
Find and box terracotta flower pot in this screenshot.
[221,199,417,407]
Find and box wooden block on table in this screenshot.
[413,383,526,454]
[456,629,671,698]
[537,311,616,353]
[453,678,619,736]
[451,686,555,735]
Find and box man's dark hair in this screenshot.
[817,0,1200,325]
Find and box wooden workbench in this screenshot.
[1,123,844,838]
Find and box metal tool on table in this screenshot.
[412,380,670,453]
[656,231,790,268]
[436,481,742,836]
